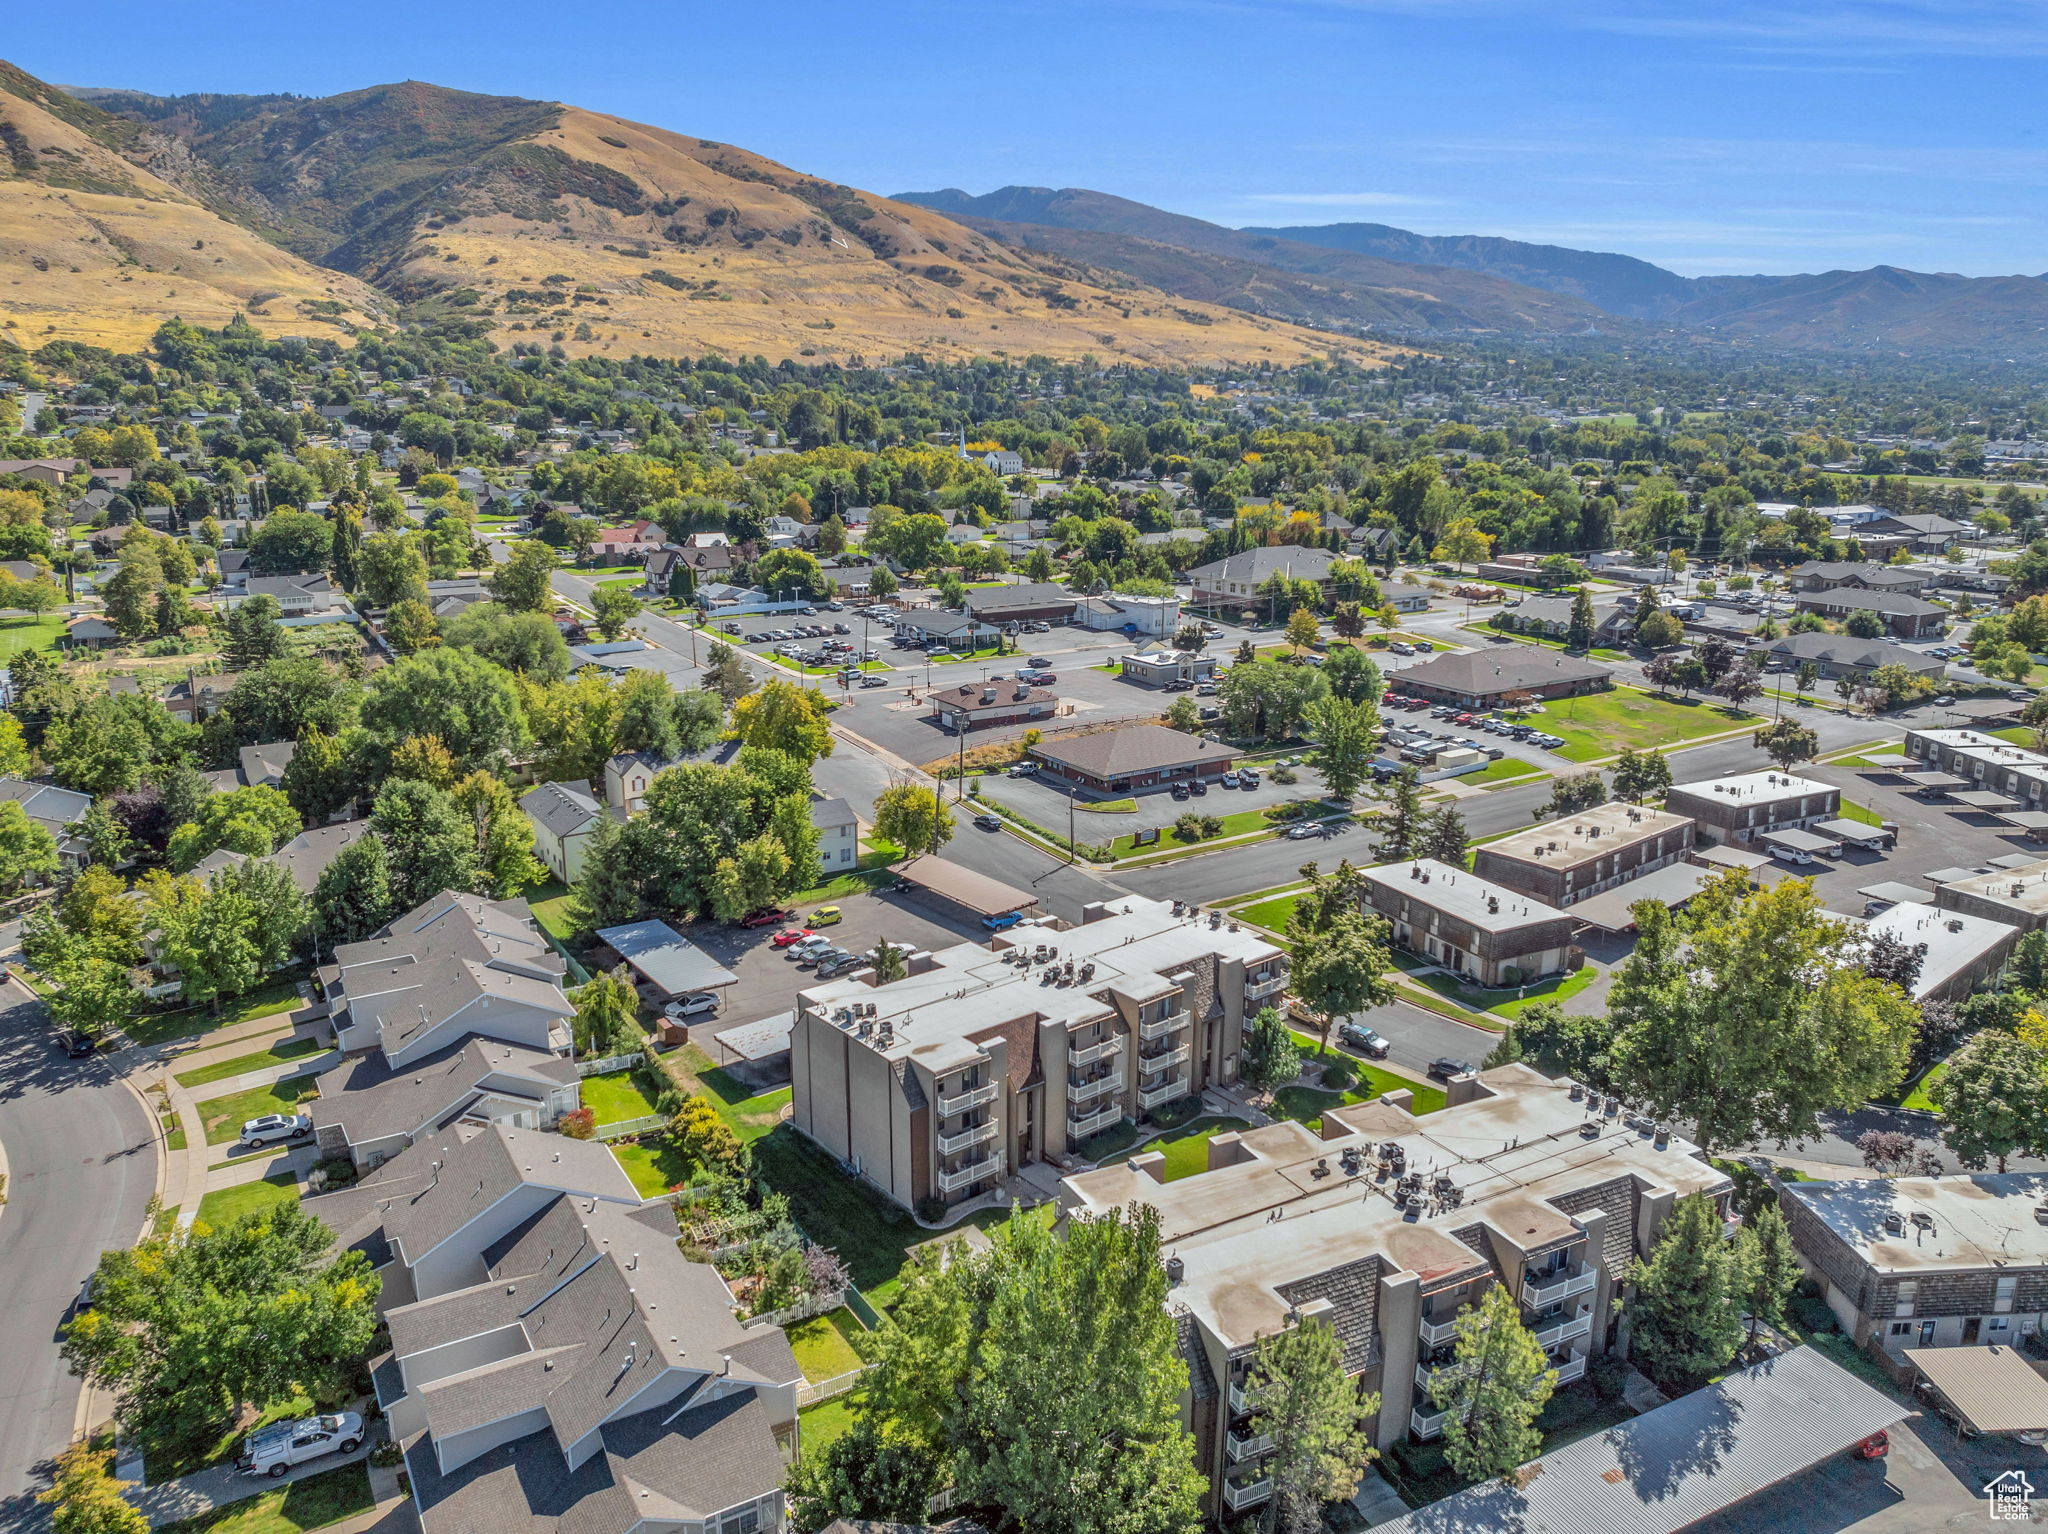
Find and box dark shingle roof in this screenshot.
[1396,644,1610,695]
[1032,724,1236,781]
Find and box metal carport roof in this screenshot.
[1373,1347,1906,1534]
[1906,1345,2048,1435]
[594,920,739,997]
[1570,862,1723,932]
[893,855,1039,918]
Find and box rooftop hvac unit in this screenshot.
[1883,1212,1907,1235]
[1948,919,1965,933]
[1164,1255,1185,1284]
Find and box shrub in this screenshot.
[1271,765,1298,784]
[560,1106,596,1140]
[370,1440,405,1468]
[1320,1058,1356,1091]
[1589,1354,1628,1401]
[916,1195,947,1223]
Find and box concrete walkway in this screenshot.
[1350,1466,1413,1527]
[205,1143,314,1192]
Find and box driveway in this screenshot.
[0,980,158,1521]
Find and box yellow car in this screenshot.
[810,905,844,927]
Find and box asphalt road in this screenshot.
[0,983,157,1521]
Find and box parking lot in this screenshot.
[975,760,1328,832]
[1380,694,1575,774]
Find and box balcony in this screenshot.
[1413,1358,1451,1393]
[1140,1009,1190,1042]
[937,1081,996,1115]
[1068,1103,1122,1139]
[1409,1406,1449,1441]
[1137,1041,1190,1073]
[1551,1351,1588,1385]
[1419,1311,1464,1347]
[936,1120,996,1156]
[1228,1381,1265,1416]
[1068,1036,1120,1068]
[1225,1429,1274,1464]
[1521,1264,1598,1310]
[1138,1075,1188,1110]
[1246,973,1287,1000]
[1069,1071,1119,1102]
[1221,1476,1273,1512]
[1530,1305,1594,1351]
[937,1155,1000,1193]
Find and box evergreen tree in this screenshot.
[1415,806,1468,866]
[570,966,643,1059]
[1249,1317,1375,1533]
[1564,586,1597,650]
[1631,579,1662,635]
[1737,1201,1801,1348]
[1431,1284,1555,1483]
[1374,766,1424,860]
[1626,1192,1746,1391]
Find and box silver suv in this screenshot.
[241,1113,312,1148]
[238,1412,363,1478]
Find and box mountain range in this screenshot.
[0,59,1387,367]
[901,186,2048,355]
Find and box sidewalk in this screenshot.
[131,1436,373,1528]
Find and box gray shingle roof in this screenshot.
[1396,644,1611,696]
[520,779,605,839]
[1793,586,1944,616]
[309,1035,574,1150]
[1032,724,1237,782]
[1187,546,1339,584]
[237,739,297,788]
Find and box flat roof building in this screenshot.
[791,895,1284,1212]
[1936,855,2048,931]
[1664,769,1839,847]
[1782,1172,2048,1359]
[1358,860,1578,987]
[1061,1065,1731,1517]
[1906,727,2048,810]
[1472,803,1695,909]
[1858,903,2020,1003]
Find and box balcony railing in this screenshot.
[1069,1071,1119,1102]
[1246,973,1286,999]
[1551,1352,1588,1385]
[937,1081,996,1115]
[1530,1306,1594,1351]
[1068,1036,1120,1068]
[1419,1312,1464,1346]
[1413,1359,1450,1393]
[1137,1041,1190,1072]
[1138,1076,1188,1109]
[1221,1477,1273,1512]
[1409,1406,1449,1440]
[1225,1430,1274,1464]
[936,1120,996,1156]
[1140,1009,1190,1041]
[937,1155,1000,1193]
[1067,1103,1122,1138]
[1521,1265,1598,1310]
[1228,1381,1265,1416]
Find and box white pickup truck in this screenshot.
[238,1413,364,1478]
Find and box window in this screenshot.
[1989,1317,2013,1335]
[1889,1321,1913,1337]
[1894,1281,1917,1319]
[1997,1277,2018,1314]
[717,1502,765,1534]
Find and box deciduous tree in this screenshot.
[1609,746,1672,804]
[1933,1030,2048,1172]
[1306,693,1378,800]
[873,778,953,856]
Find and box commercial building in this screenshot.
[963,580,1078,626]
[927,679,1059,733]
[1791,587,1947,640]
[1664,770,1839,847]
[1358,860,1578,987]
[1472,803,1696,909]
[1186,546,1339,612]
[1074,591,1183,636]
[305,1124,800,1534]
[1118,650,1217,686]
[890,609,1004,649]
[1061,1066,1731,1517]
[1784,560,1931,595]
[1782,1172,2048,1358]
[1030,723,1238,797]
[1859,903,2020,1003]
[1760,631,1944,681]
[1390,645,1611,711]
[1494,596,1628,646]
[790,895,1285,1212]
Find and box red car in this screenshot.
[739,908,792,928]
[771,928,817,948]
[1850,1430,1888,1460]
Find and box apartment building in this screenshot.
[1936,857,2048,932]
[306,1123,801,1534]
[789,896,1284,1212]
[1782,1173,2048,1359]
[1060,1065,1730,1519]
[1472,804,1696,909]
[1663,770,1839,847]
[1861,903,2020,1004]
[1905,728,2048,807]
[1357,860,1578,987]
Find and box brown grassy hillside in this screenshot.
[0,70,390,350]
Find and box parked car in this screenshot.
[55,1028,95,1058]
[1188,779,1208,795]
[238,1413,364,1479]
[1027,657,1051,668]
[739,907,792,928]
[974,813,1003,830]
[1240,768,1262,786]
[787,936,836,960]
[860,673,889,687]
[1338,1023,1391,1058]
[816,954,871,979]
[1285,823,1322,840]
[797,947,850,970]
[1931,694,1956,705]
[810,905,844,926]
[772,928,817,948]
[1218,771,1240,788]
[663,993,718,1020]
[1389,642,1414,656]
[982,910,1025,931]
[1428,1057,1475,1079]
[1172,783,1191,800]
[240,1113,312,1148]
[1849,1430,1889,1461]
[1412,640,1434,652]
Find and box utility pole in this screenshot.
[1067,788,1077,863]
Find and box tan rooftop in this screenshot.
[1785,1173,2048,1274]
[1480,802,1692,872]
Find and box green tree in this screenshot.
[1794,661,1819,695]
[42,694,198,797]
[488,539,560,612]
[164,785,302,871]
[1636,609,1685,648]
[0,798,58,891]
[1416,805,1467,866]
[1737,1200,1801,1349]
[1283,605,1320,655]
[1752,718,1819,771]
[1240,1004,1303,1094]
[247,508,333,576]
[1306,694,1378,800]
[1932,1030,2048,1172]
[1287,903,1394,1058]
[385,597,439,653]
[1609,746,1672,804]
[870,938,909,984]
[701,641,758,706]
[1430,1283,1555,1483]
[360,646,525,771]
[355,532,430,609]
[1250,1317,1374,1531]
[280,727,355,825]
[221,594,288,669]
[370,778,479,909]
[1431,518,1493,566]
[729,678,833,763]
[611,670,680,759]
[1606,876,1917,1154]
[1374,766,1424,859]
[1543,771,1608,819]
[312,835,397,942]
[201,656,361,758]
[452,769,544,897]
[872,778,953,856]
[39,1442,147,1534]
[43,954,139,1039]
[1321,643,1381,706]
[571,965,643,1059]
[61,1203,380,1449]
[1626,1192,1746,1391]
[440,602,572,681]
[1564,586,1597,650]
[591,584,642,641]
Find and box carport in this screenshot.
[1999,810,2048,838]
[1950,789,2019,810]
[593,920,739,1004]
[1857,752,1918,769]
[893,855,1039,923]
[1859,879,1935,909]
[1905,1345,2048,1440]
[1571,862,1724,932]
[1911,771,1969,798]
[1764,827,1841,864]
[1694,843,1774,876]
[1813,817,1892,852]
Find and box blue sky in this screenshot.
[10,0,2047,277]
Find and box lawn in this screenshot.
[582,1068,663,1126]
[124,977,308,1049]
[799,1395,857,1457]
[159,1462,374,1534]
[1235,892,1302,935]
[1075,797,1138,814]
[1459,623,1628,663]
[1273,1034,1447,1121]
[0,614,64,663]
[786,1308,866,1382]
[173,1037,328,1090]
[1542,688,1753,763]
[1460,756,1550,788]
[199,1075,322,1147]
[689,1056,793,1144]
[1899,1060,1949,1113]
[1150,1116,1253,1180]
[791,842,903,903]
[195,1172,300,1227]
[522,879,586,942]
[930,645,1004,664]
[612,1140,692,1198]
[1105,801,1326,858]
[1839,798,1883,827]
[1412,962,1600,1019]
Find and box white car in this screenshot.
[1285,823,1323,840]
[663,993,718,1020]
[240,1113,312,1148]
[238,1413,363,1478]
[786,936,836,960]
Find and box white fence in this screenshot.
[577,1052,651,1077]
[745,1286,852,1331]
[594,1114,664,1141]
[797,1366,867,1408]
